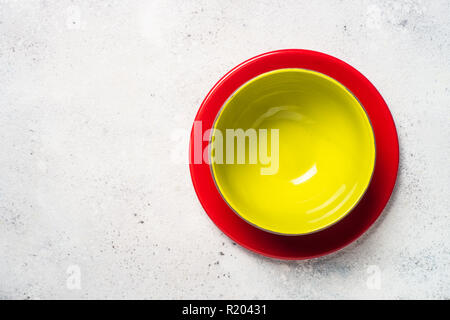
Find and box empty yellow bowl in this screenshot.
[210,69,375,235]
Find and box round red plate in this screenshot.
[189,49,399,260]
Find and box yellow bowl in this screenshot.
[210,69,376,235]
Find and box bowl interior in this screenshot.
[210,68,375,235]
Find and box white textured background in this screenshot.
[0,0,449,299]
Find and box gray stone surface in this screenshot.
[0,0,449,299]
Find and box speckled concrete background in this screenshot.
[0,0,449,299]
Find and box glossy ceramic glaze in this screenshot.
[210,69,375,235]
[190,49,399,259]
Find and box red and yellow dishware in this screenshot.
[190,49,398,259]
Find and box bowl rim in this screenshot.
[208,67,377,236]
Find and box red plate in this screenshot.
[189,49,399,260]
